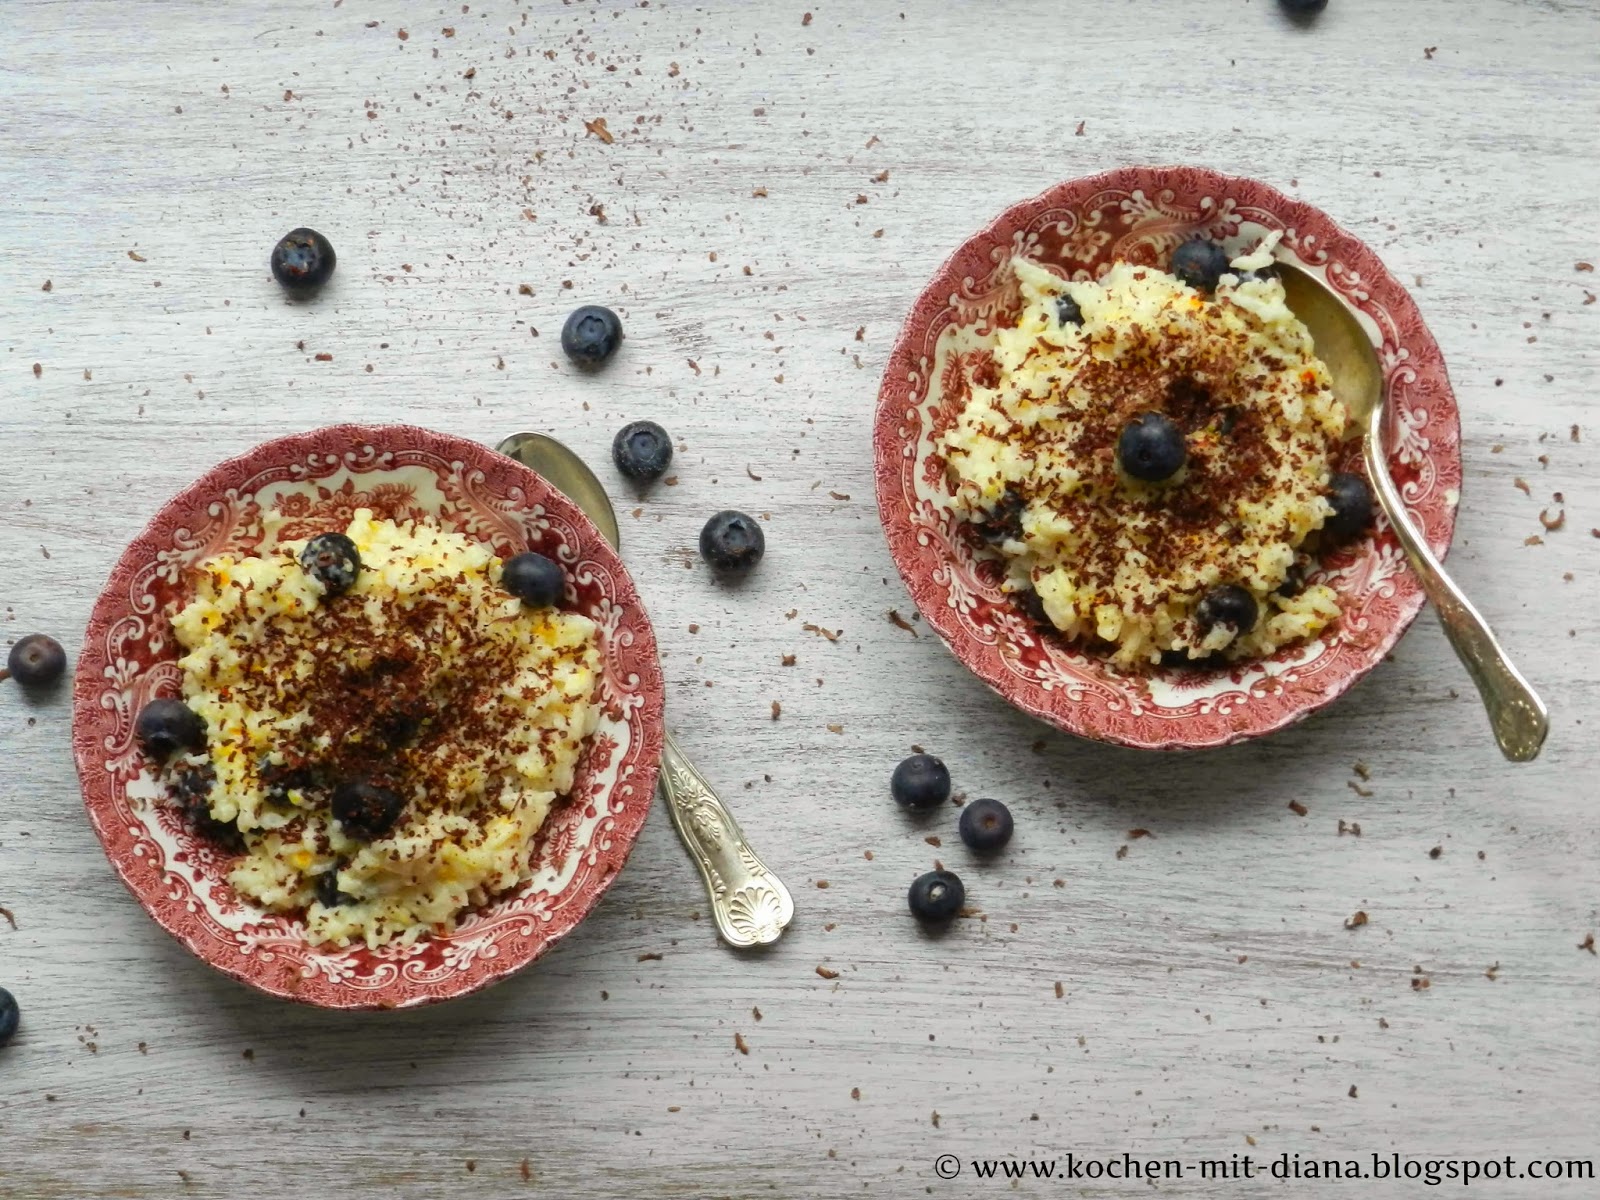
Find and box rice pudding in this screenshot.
[163,509,601,948]
[936,248,1359,670]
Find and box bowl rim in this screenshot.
[872,165,1462,751]
[71,422,666,1008]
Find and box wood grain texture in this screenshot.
[1,1,1596,1196]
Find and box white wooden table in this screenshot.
[2,2,1596,1196]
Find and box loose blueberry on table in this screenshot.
[269,227,336,292]
[1324,471,1374,540]
[501,551,565,608]
[1169,239,1232,292]
[699,511,765,573]
[613,420,673,482]
[1195,584,1260,635]
[135,698,207,759]
[331,780,406,841]
[1117,412,1187,482]
[5,634,66,689]
[908,870,965,923]
[891,754,951,811]
[1280,0,1328,15]
[299,532,362,596]
[560,304,624,368]
[0,986,19,1049]
[959,798,1014,853]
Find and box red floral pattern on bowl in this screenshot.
[72,424,665,1008]
[873,167,1462,750]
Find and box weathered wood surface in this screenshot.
[1,1,1596,1196]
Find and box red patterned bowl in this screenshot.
[72,424,665,1008]
[874,166,1462,750]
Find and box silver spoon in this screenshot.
[496,432,795,946]
[1276,263,1549,762]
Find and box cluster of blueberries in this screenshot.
[891,753,1014,924]
[270,229,766,575]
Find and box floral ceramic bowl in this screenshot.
[72,424,665,1008]
[873,166,1463,750]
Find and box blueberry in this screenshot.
[501,551,565,607]
[1280,0,1328,15]
[1325,471,1374,540]
[1276,562,1308,598]
[174,763,244,852]
[1160,648,1222,671]
[1169,239,1232,292]
[699,511,765,573]
[299,532,361,596]
[1195,585,1259,635]
[976,488,1025,545]
[908,870,965,922]
[270,227,336,292]
[314,861,353,908]
[560,304,623,368]
[6,634,66,689]
[136,698,207,759]
[959,798,1014,853]
[1117,412,1188,482]
[1055,294,1084,326]
[891,754,950,811]
[612,420,673,482]
[0,987,18,1049]
[331,780,406,841]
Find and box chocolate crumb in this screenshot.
[1428,846,1442,859]
[816,880,829,889]
[0,906,15,931]
[583,117,614,144]
[850,1086,860,1099]
[637,952,663,962]
[1580,933,1596,955]
[1345,910,1368,930]
[1128,828,1152,839]
[815,965,839,979]
[1513,477,1531,495]
[1115,844,1128,859]
[770,700,781,720]
[886,609,918,637]
[520,1159,531,1181]
[1348,1085,1359,1098]
[1539,508,1565,531]
[1287,800,1308,816]
[734,1032,749,1055]
[1054,982,1064,998]
[924,835,941,847]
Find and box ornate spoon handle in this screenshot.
[1362,408,1548,762]
[658,732,794,946]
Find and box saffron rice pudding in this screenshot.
[936,238,1373,670]
[135,509,602,949]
